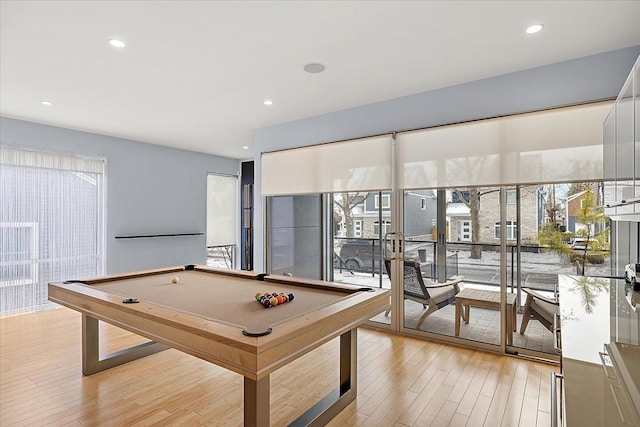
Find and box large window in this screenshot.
[262,101,612,357]
[0,222,38,286]
[206,173,238,269]
[0,147,105,317]
[267,195,322,279]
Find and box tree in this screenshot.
[537,221,572,258]
[452,188,496,259]
[574,187,609,270]
[536,186,609,275]
[541,184,561,226]
[221,245,233,269]
[334,193,370,237]
[566,182,589,198]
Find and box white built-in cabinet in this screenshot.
[604,56,640,221]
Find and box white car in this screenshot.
[625,263,639,285]
[571,238,603,251]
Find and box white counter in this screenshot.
[559,275,640,426]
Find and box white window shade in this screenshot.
[206,174,237,247]
[398,120,504,189]
[261,135,392,195]
[1,146,104,174]
[397,101,613,189]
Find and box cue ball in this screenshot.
[171,277,179,284]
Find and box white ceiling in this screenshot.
[1,1,639,159]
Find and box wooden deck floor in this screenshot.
[0,307,558,426]
[372,301,556,354]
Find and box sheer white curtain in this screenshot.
[0,147,105,317]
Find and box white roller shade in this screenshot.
[206,174,237,247]
[262,135,392,195]
[397,101,612,189]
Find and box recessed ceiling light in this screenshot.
[526,24,543,34]
[263,99,274,106]
[242,146,249,150]
[108,38,126,48]
[41,101,53,106]
[304,63,326,73]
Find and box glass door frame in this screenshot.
[385,186,516,356]
[346,183,558,361]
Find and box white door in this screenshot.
[458,220,471,241]
[354,220,363,237]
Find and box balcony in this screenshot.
[333,237,611,355]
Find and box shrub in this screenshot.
[570,252,605,264]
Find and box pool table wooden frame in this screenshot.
[48,265,390,427]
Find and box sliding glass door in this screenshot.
[401,186,515,349]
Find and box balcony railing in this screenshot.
[206,244,235,269]
[334,237,610,295]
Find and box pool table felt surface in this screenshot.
[85,269,353,334]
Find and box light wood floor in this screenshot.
[0,307,558,426]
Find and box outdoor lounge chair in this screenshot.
[384,259,463,328]
[519,288,559,334]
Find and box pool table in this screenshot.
[48,265,390,426]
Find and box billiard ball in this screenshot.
[171,277,179,284]
[255,292,262,300]
[270,297,278,306]
[288,293,294,301]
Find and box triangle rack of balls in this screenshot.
[255,292,295,308]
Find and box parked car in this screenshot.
[338,240,381,272]
[336,239,431,276]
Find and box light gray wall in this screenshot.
[1,117,240,274]
[253,46,640,272]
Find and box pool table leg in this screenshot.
[82,314,168,376]
[244,375,270,427]
[289,328,358,427]
[339,328,357,395]
[244,329,358,427]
